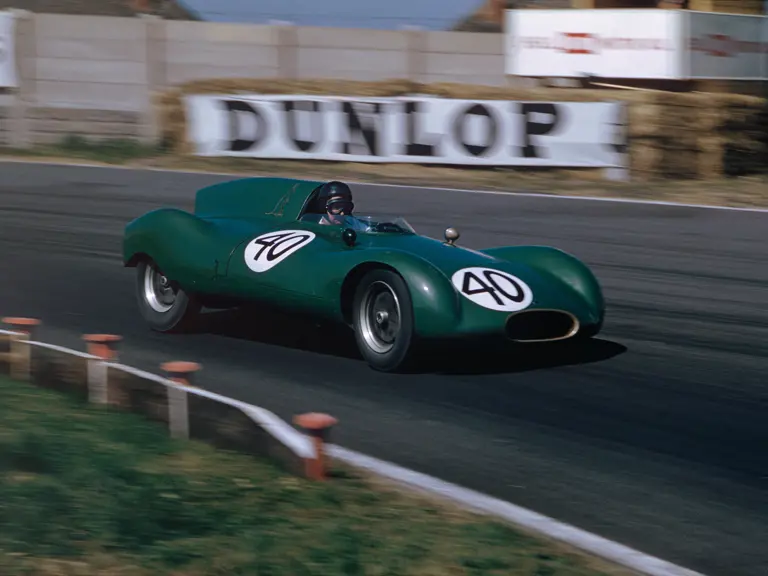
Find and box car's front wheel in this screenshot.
[352,269,415,372]
[136,259,201,333]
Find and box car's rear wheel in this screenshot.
[136,259,201,332]
[352,269,415,372]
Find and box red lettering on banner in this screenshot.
[514,33,672,53]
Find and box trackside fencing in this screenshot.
[0,316,707,576]
[0,319,331,481]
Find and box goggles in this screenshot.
[327,198,354,215]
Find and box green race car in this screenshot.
[123,177,604,372]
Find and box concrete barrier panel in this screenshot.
[165,20,277,45]
[35,13,145,41]
[425,31,504,54]
[167,63,279,84]
[424,53,505,79]
[296,26,410,50]
[34,81,148,111]
[36,58,147,85]
[36,37,147,62]
[166,41,279,68]
[297,47,407,79]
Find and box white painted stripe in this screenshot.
[0,329,22,336]
[327,444,707,576]
[24,340,98,359]
[104,362,316,459]
[0,157,766,214]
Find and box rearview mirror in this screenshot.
[342,228,357,247]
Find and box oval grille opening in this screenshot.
[505,310,578,342]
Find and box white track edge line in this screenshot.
[1,157,766,214]
[327,444,707,576]
[25,340,98,359]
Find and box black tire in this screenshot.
[135,259,201,333]
[351,269,415,372]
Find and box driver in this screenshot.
[317,181,366,230]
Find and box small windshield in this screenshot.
[349,215,416,234]
[300,213,416,234]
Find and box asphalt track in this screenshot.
[1,161,767,576]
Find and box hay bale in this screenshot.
[628,140,662,179]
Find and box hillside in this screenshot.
[0,0,199,19]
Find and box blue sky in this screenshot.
[178,0,481,30]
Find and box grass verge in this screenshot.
[0,375,635,576]
[2,135,766,209]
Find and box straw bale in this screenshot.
[696,136,725,179]
[628,141,662,178]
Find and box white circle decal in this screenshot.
[451,267,533,312]
[244,229,316,273]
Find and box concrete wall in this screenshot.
[2,11,508,146]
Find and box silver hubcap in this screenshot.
[143,263,177,313]
[359,281,401,354]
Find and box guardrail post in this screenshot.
[161,361,201,439]
[293,412,338,481]
[2,317,40,381]
[82,334,122,404]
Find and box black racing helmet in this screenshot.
[319,181,354,215]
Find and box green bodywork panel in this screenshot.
[123,177,604,339]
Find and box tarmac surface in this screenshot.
[0,162,766,576]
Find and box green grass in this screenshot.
[0,376,629,576]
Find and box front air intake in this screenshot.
[505,310,579,342]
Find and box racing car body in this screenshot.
[123,177,605,371]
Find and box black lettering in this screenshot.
[610,104,628,155]
[341,102,382,156]
[483,271,525,303]
[404,101,438,156]
[282,100,323,152]
[252,231,297,261]
[519,103,560,158]
[265,234,310,261]
[452,103,498,157]
[222,99,268,152]
[462,271,504,305]
[461,270,526,306]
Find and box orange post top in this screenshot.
[161,361,202,374]
[294,412,339,431]
[82,334,123,344]
[2,317,41,327]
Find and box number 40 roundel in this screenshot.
[451,267,534,312]
[244,230,316,273]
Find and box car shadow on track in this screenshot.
[193,304,362,360]
[192,305,627,375]
[416,338,627,376]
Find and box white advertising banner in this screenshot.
[688,11,767,80]
[183,94,627,168]
[505,9,684,79]
[0,11,16,88]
